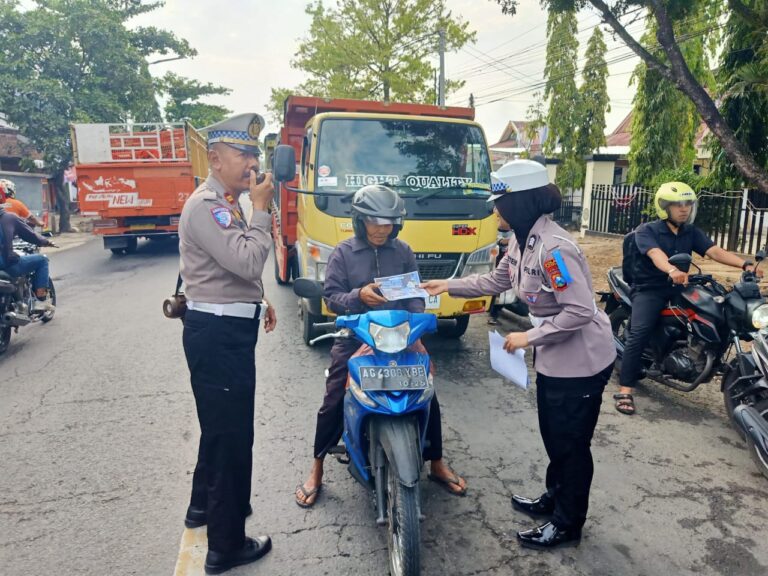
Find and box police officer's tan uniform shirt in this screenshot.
[448,215,616,378]
[179,175,272,304]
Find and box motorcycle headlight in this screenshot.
[368,321,410,353]
[461,243,497,277]
[417,373,435,404]
[753,304,768,329]
[349,378,377,408]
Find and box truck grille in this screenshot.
[416,254,461,280]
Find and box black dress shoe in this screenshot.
[517,522,581,550]
[205,535,272,574]
[511,493,555,517]
[184,504,253,529]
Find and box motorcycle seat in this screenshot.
[608,266,632,297]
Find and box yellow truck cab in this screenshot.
[273,97,498,343]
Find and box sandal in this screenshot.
[613,393,636,415]
[428,472,467,497]
[295,483,322,508]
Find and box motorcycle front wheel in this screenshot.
[746,398,768,480]
[385,458,420,576]
[722,359,748,440]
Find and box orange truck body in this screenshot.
[71,122,207,253]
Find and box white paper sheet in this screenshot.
[488,331,529,389]
[375,271,429,301]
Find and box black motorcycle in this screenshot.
[0,239,57,355]
[599,252,768,393]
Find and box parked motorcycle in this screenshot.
[294,278,435,576]
[0,239,57,355]
[599,252,768,392]
[599,251,768,478]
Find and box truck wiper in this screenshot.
[414,185,491,204]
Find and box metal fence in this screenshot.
[587,185,768,254]
[553,187,583,229]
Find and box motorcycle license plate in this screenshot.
[358,365,430,392]
[425,294,440,309]
[130,224,156,230]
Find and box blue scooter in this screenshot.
[294,279,436,576]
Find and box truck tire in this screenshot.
[438,315,469,338]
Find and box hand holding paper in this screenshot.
[488,331,529,389]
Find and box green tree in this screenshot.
[159,72,231,127]
[543,8,581,188]
[628,8,713,184]
[0,0,196,231]
[493,0,768,194]
[271,0,474,110]
[710,2,768,187]
[576,26,610,158]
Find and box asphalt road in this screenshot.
[1,238,767,576]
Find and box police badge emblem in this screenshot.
[211,206,233,228]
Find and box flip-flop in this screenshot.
[613,393,636,415]
[295,484,322,508]
[428,473,467,497]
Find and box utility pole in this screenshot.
[438,28,446,107]
[433,69,438,106]
[469,93,475,109]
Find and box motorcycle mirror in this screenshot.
[293,278,324,299]
[756,250,766,262]
[668,253,692,272]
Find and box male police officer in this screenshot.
[178,113,277,574]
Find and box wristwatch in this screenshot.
[742,260,754,271]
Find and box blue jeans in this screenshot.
[0,254,50,291]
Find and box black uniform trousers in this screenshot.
[183,309,260,554]
[314,338,443,461]
[536,363,614,530]
[619,287,678,388]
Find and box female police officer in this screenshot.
[422,160,615,549]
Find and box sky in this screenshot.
[132,0,643,144]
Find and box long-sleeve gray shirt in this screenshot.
[448,215,615,378]
[323,236,425,316]
[178,175,272,303]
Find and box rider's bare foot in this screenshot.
[428,459,467,496]
[295,458,324,507]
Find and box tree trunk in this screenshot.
[589,0,768,193]
[53,172,72,233]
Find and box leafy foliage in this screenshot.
[576,27,610,157]
[159,72,231,127]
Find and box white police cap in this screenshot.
[490,159,550,200]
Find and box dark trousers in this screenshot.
[183,310,260,554]
[619,288,676,388]
[313,338,443,461]
[536,364,613,530]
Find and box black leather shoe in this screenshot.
[511,493,555,517]
[517,522,581,550]
[205,535,272,574]
[184,504,253,529]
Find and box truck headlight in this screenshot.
[461,242,498,277]
[752,304,768,329]
[369,322,410,353]
[304,239,334,281]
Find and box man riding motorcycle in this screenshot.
[0,198,57,313]
[0,179,44,229]
[615,182,761,415]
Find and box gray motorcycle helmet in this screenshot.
[351,185,406,240]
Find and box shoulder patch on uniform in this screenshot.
[211,206,233,228]
[543,248,573,291]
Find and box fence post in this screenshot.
[580,162,596,238]
[727,188,748,251]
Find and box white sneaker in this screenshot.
[32,298,55,313]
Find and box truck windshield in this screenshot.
[315,118,492,197]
